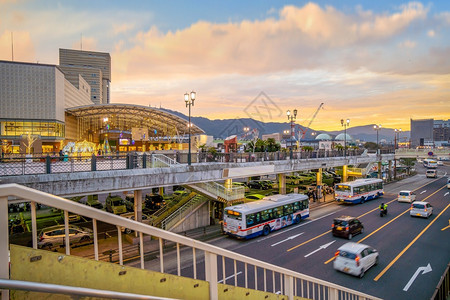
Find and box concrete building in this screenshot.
[0,60,92,154]
[262,132,282,142]
[59,48,111,104]
[410,119,434,147]
[433,119,450,146]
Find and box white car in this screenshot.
[410,201,433,218]
[333,242,379,278]
[398,190,416,203]
[437,161,443,166]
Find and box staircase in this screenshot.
[160,194,208,231]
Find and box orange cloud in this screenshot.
[0,30,35,62]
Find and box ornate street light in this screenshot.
[341,119,350,157]
[287,109,298,150]
[374,124,382,155]
[184,91,196,165]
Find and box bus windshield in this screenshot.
[336,185,351,192]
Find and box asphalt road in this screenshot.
[195,165,450,299]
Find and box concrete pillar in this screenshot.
[224,179,232,189]
[316,168,323,185]
[378,161,382,179]
[394,158,397,180]
[342,165,348,183]
[278,173,286,195]
[0,196,10,300]
[158,187,164,196]
[134,190,142,223]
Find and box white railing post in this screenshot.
[284,275,294,299]
[0,196,9,300]
[205,251,218,300]
[30,201,37,249]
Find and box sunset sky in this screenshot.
[1,0,449,131]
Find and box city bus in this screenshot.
[223,193,309,239]
[335,178,383,204]
[423,158,438,168]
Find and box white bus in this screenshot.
[223,193,309,239]
[335,178,384,204]
[423,158,438,168]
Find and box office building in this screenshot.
[59,48,111,104]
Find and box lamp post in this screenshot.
[394,128,402,179]
[374,124,382,155]
[184,91,196,165]
[286,109,297,151]
[103,117,109,154]
[341,119,350,157]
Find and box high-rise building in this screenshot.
[433,119,450,146]
[410,119,433,147]
[59,48,111,104]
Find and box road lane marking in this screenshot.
[324,185,447,265]
[218,271,242,283]
[304,241,335,258]
[444,192,449,197]
[420,190,427,194]
[441,220,450,231]
[403,264,432,292]
[288,181,441,253]
[374,201,450,282]
[271,233,304,247]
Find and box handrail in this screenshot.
[0,278,177,300]
[190,181,245,201]
[161,195,207,230]
[0,184,381,300]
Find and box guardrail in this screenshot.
[0,184,381,300]
[431,262,450,300]
[191,181,245,202]
[0,149,393,177]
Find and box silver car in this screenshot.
[38,225,93,249]
[333,242,379,278]
[410,201,433,218]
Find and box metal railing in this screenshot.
[190,182,245,202]
[0,184,381,300]
[431,262,450,300]
[161,195,208,231]
[0,149,389,177]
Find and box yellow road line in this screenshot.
[324,185,446,265]
[288,181,441,254]
[374,201,450,281]
[287,230,331,252]
[441,220,450,231]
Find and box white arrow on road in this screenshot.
[420,190,427,195]
[271,233,304,247]
[445,192,449,197]
[403,263,432,292]
[304,241,336,258]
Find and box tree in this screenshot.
[399,158,416,175]
[301,146,314,152]
[266,138,281,152]
[363,142,378,150]
[22,133,38,155]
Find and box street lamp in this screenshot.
[374,124,382,155]
[341,119,350,157]
[394,128,402,150]
[184,91,196,165]
[287,109,298,150]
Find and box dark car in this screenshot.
[332,216,364,240]
[145,194,165,211]
[248,180,271,190]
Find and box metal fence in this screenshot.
[0,184,381,300]
[0,149,387,177]
[431,262,450,300]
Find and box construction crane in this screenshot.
[297,103,324,144]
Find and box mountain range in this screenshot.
[161,108,410,144]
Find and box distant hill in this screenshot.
[160,108,410,143]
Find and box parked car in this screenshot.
[333,242,379,278]
[332,216,364,240]
[105,195,127,215]
[398,190,416,203]
[245,193,265,201]
[232,182,250,192]
[38,225,93,250]
[410,201,433,218]
[86,194,104,210]
[120,212,151,234]
[145,194,165,211]
[248,180,270,190]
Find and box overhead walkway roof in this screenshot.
[66,103,204,138]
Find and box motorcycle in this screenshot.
[379,207,388,217]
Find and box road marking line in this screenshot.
[289,181,441,253]
[441,220,450,231]
[325,185,447,265]
[271,233,304,247]
[374,200,449,281]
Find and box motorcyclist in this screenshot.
[379,203,388,215]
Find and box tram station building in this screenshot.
[0,49,203,155]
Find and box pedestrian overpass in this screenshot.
[0,184,381,300]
